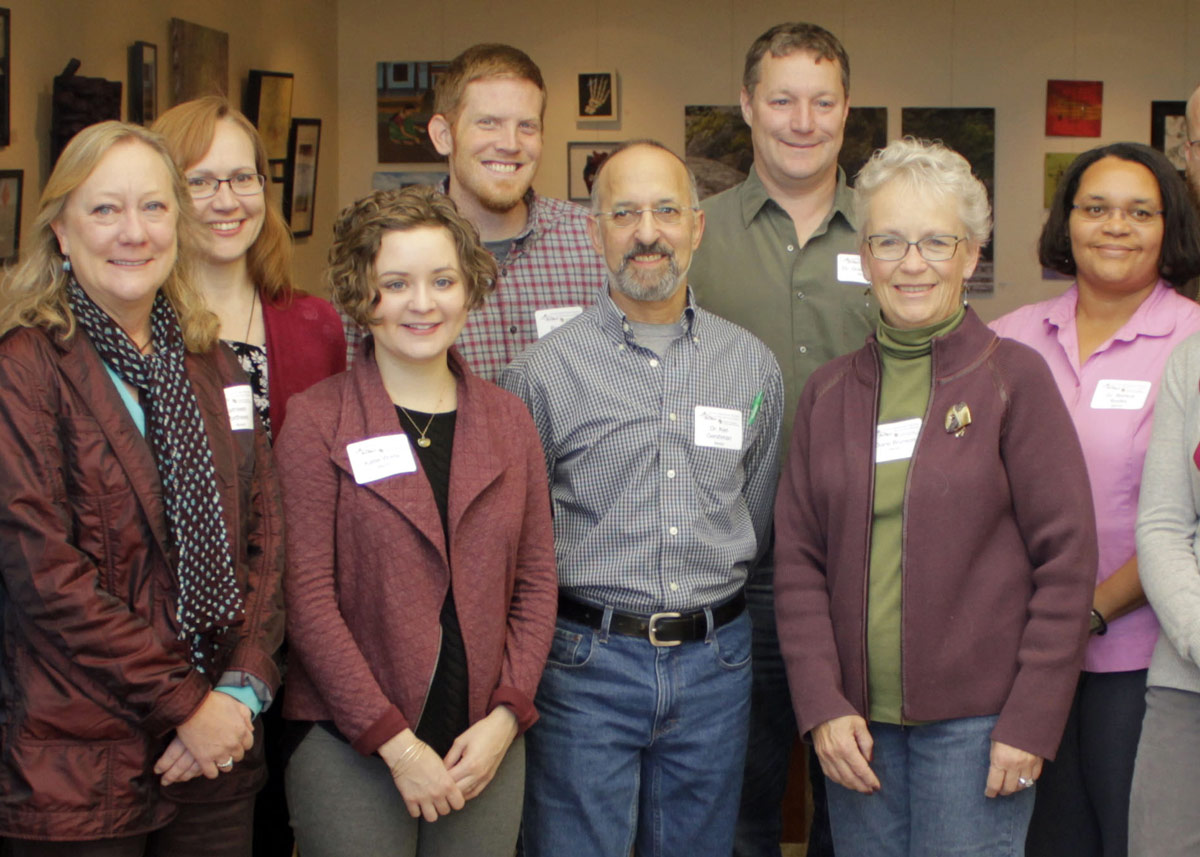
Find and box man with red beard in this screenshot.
[342,44,607,380]
[502,141,782,857]
[689,22,875,857]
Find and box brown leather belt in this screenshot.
[557,592,746,647]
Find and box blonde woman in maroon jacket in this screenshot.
[0,122,284,855]
[276,185,557,857]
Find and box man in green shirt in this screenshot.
[689,22,874,857]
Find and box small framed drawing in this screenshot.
[0,169,22,263]
[127,41,157,125]
[245,70,294,177]
[0,8,10,146]
[1151,100,1188,175]
[577,72,618,121]
[567,141,620,203]
[284,118,321,239]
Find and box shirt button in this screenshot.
[623,323,631,332]
[787,244,795,252]
[649,358,660,367]
[668,526,678,535]
[669,413,677,421]
[799,345,808,354]
[669,582,680,591]
[508,325,518,334]
[667,469,676,478]
[796,291,805,300]
[618,344,626,351]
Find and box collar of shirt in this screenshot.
[737,164,858,237]
[1044,279,1180,347]
[593,285,700,349]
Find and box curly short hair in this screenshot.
[433,43,546,124]
[742,22,849,98]
[328,185,498,328]
[0,121,217,351]
[154,96,294,302]
[854,137,992,245]
[1039,142,1200,289]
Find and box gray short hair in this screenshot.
[854,137,992,244]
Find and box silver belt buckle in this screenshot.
[647,611,683,647]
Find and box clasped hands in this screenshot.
[153,691,255,786]
[812,714,1042,797]
[380,706,518,822]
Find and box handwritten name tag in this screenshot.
[1090,379,1150,410]
[346,434,418,484]
[876,418,922,463]
[837,253,869,285]
[224,385,254,431]
[534,306,584,338]
[694,406,744,450]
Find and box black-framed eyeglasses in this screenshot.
[594,206,697,229]
[865,234,966,262]
[186,173,267,200]
[1071,204,1163,225]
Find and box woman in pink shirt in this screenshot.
[991,142,1200,857]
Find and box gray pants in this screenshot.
[286,726,524,857]
[1129,686,1200,857]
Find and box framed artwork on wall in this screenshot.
[376,61,448,163]
[284,118,321,239]
[0,168,22,263]
[127,41,157,125]
[169,18,228,104]
[1046,80,1103,137]
[567,141,620,203]
[577,72,618,121]
[1151,100,1188,174]
[245,70,294,175]
[0,8,9,147]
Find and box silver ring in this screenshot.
[217,757,234,770]
[1017,776,1034,788]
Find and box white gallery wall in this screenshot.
[3,0,339,297]
[336,0,1200,319]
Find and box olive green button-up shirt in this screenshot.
[691,166,875,449]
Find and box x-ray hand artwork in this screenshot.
[584,76,610,115]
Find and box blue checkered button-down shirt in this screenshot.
[500,287,783,613]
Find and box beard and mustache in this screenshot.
[610,240,686,303]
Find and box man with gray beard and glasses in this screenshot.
[501,140,783,857]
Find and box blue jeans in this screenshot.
[825,716,1035,857]
[522,607,752,857]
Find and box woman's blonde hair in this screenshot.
[329,185,497,328]
[0,121,218,351]
[153,95,294,302]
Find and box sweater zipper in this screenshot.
[896,343,939,723]
[862,347,881,717]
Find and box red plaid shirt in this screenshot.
[342,188,608,381]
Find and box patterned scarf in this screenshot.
[67,278,242,670]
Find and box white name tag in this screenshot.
[875,418,922,463]
[1090,379,1151,410]
[224,385,254,431]
[346,434,418,484]
[837,253,869,285]
[694,406,744,450]
[534,306,584,338]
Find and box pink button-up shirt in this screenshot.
[991,281,1200,671]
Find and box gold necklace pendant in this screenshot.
[417,436,432,448]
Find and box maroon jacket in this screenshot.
[261,290,346,433]
[0,326,285,840]
[774,310,1096,759]
[276,348,557,757]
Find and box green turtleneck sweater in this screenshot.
[867,306,966,724]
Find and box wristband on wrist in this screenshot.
[1089,607,1108,636]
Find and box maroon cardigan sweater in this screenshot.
[774,309,1097,760]
[275,348,558,756]
[261,290,346,433]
